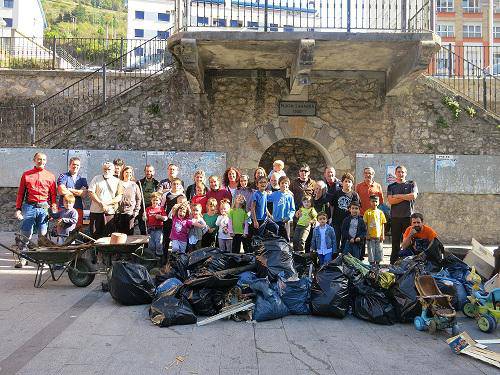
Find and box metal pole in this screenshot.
[30,104,36,146]
[401,0,407,32]
[448,43,453,78]
[51,37,56,70]
[119,37,124,71]
[483,72,487,109]
[264,0,268,32]
[430,0,436,32]
[102,64,107,107]
[347,0,351,32]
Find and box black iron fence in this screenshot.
[427,45,499,114]
[180,0,434,32]
[0,30,175,146]
[0,36,153,70]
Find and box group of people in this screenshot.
[14,152,439,269]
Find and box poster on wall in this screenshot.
[386,165,397,184]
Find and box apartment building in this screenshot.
[0,0,46,39]
[127,0,175,41]
[435,0,500,73]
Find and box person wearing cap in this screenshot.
[88,162,123,239]
[290,163,315,212]
[14,152,57,268]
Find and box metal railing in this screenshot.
[0,36,155,70]
[0,29,175,146]
[427,44,499,114]
[178,0,434,32]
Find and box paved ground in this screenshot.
[0,231,499,375]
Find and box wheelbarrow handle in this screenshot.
[0,241,20,255]
[78,231,97,243]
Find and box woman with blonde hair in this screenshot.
[117,166,142,235]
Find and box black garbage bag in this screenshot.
[109,261,156,305]
[292,252,316,277]
[277,277,311,315]
[254,234,296,282]
[250,279,289,322]
[178,285,227,316]
[310,257,349,318]
[149,295,197,327]
[389,267,422,323]
[203,253,255,273]
[155,253,190,285]
[352,278,396,325]
[183,274,239,289]
[187,247,221,270]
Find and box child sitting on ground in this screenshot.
[216,201,233,252]
[341,201,367,260]
[229,194,250,254]
[50,194,78,245]
[187,203,207,252]
[170,202,205,254]
[293,195,317,253]
[310,212,336,265]
[145,192,168,258]
[363,195,387,266]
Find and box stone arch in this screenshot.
[245,116,351,176]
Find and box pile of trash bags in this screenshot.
[106,233,481,328]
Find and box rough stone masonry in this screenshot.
[0,68,498,244]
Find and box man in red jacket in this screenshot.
[15,152,57,268]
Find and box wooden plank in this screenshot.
[196,302,254,327]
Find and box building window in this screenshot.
[213,18,226,27]
[437,0,454,12]
[157,30,169,39]
[462,0,480,13]
[230,19,242,27]
[3,17,12,27]
[247,21,259,30]
[270,23,278,32]
[158,12,170,22]
[284,25,294,32]
[134,29,144,38]
[135,47,144,56]
[3,0,14,8]
[494,25,500,38]
[156,48,165,55]
[437,24,455,37]
[197,16,209,25]
[135,10,144,20]
[463,24,481,38]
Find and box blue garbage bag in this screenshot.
[277,277,311,315]
[250,279,289,322]
[156,278,183,296]
[237,271,259,288]
[433,269,469,310]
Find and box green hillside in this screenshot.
[41,0,128,39]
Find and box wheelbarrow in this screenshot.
[0,239,95,288]
[414,275,459,335]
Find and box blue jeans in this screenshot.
[318,252,333,265]
[148,228,163,256]
[20,203,49,240]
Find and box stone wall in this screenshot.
[0,68,498,244]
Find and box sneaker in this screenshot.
[15,258,27,268]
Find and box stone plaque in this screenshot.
[279,101,316,116]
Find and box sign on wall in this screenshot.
[278,101,317,116]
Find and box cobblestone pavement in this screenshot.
[0,232,498,375]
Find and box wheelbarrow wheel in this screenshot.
[462,302,478,318]
[68,258,96,287]
[477,314,497,333]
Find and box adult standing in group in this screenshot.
[329,172,360,250]
[88,162,123,239]
[136,164,159,235]
[290,163,315,214]
[235,174,254,208]
[57,156,88,228]
[206,175,232,208]
[185,170,207,201]
[222,167,241,200]
[387,165,418,264]
[355,167,384,215]
[116,166,141,235]
[113,158,125,178]
[158,163,184,193]
[252,167,267,189]
[15,152,57,268]
[323,166,342,196]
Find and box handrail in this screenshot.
[33,28,175,145]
